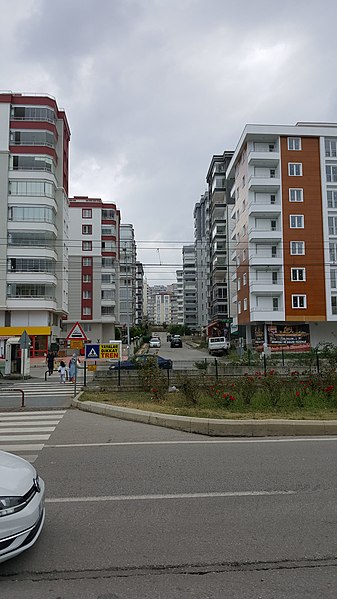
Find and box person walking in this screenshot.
[68,353,79,383]
[58,360,67,384]
[47,351,55,376]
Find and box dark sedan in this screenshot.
[109,355,173,370]
[170,335,182,348]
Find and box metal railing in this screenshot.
[0,388,25,407]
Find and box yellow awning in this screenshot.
[0,327,51,337]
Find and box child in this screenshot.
[58,360,67,384]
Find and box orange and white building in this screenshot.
[226,122,337,351]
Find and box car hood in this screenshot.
[0,451,36,496]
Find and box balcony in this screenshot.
[250,306,284,322]
[248,149,280,167]
[248,175,280,192]
[249,281,283,295]
[249,251,282,267]
[248,202,281,217]
[248,226,282,242]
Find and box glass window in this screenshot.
[292,295,307,308]
[83,307,91,316]
[10,130,56,147]
[102,209,115,220]
[332,296,337,315]
[12,105,57,123]
[328,216,337,235]
[330,269,337,289]
[325,139,337,157]
[82,225,92,235]
[7,258,55,273]
[330,243,337,263]
[83,274,91,283]
[272,297,279,311]
[82,257,92,266]
[7,283,55,299]
[291,268,306,281]
[82,241,92,251]
[243,298,247,310]
[328,190,337,208]
[288,163,302,176]
[290,215,304,228]
[101,306,115,315]
[83,290,91,299]
[8,205,56,224]
[8,231,55,248]
[289,188,303,202]
[243,273,247,286]
[288,137,301,150]
[11,155,54,173]
[82,209,92,218]
[9,180,55,198]
[102,257,114,268]
[326,165,337,183]
[290,241,305,255]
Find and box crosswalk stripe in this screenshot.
[0,434,51,441]
[21,454,38,464]
[0,410,66,415]
[0,427,55,432]
[0,414,65,420]
[0,444,45,451]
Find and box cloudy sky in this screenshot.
[1,0,337,284]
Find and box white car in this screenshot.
[0,450,45,563]
[149,337,161,348]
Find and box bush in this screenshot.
[176,373,201,405]
[236,373,260,405]
[207,380,237,407]
[137,357,167,400]
[194,360,208,370]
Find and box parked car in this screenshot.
[170,335,182,348]
[0,450,45,563]
[208,337,230,355]
[109,355,172,370]
[149,337,161,348]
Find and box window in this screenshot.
[330,243,337,263]
[102,209,115,220]
[290,241,305,255]
[11,155,54,173]
[243,298,247,311]
[102,241,116,251]
[237,277,241,291]
[289,188,303,202]
[82,257,92,267]
[243,273,247,286]
[330,269,337,289]
[292,294,307,309]
[271,246,277,257]
[82,241,92,251]
[291,268,306,281]
[290,215,304,228]
[325,139,337,158]
[270,169,276,178]
[83,274,91,283]
[272,297,279,311]
[242,249,246,261]
[82,209,92,218]
[326,165,337,183]
[271,219,277,231]
[288,137,301,151]
[328,190,337,208]
[272,271,278,284]
[82,225,92,235]
[328,216,337,235]
[238,301,241,314]
[242,176,245,188]
[9,180,55,198]
[332,297,337,315]
[83,307,91,316]
[83,290,91,299]
[8,205,55,224]
[270,194,276,204]
[101,226,116,236]
[288,163,302,176]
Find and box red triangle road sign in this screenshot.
[66,322,88,340]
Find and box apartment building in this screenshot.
[0,92,70,357]
[67,196,120,343]
[135,261,144,325]
[205,152,235,338]
[227,122,337,350]
[172,270,184,326]
[194,192,210,330]
[153,292,172,325]
[120,224,137,334]
[182,245,198,331]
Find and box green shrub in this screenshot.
[176,373,201,405]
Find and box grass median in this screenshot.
[79,388,337,420]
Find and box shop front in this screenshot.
[0,327,51,358]
[251,324,311,352]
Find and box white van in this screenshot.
[208,337,230,355]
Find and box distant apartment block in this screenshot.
[194,192,210,329]
[68,196,120,342]
[120,224,137,333]
[135,261,144,325]
[0,92,70,357]
[182,245,198,331]
[227,122,337,350]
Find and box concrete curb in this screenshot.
[71,398,337,436]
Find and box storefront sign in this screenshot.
[251,324,311,352]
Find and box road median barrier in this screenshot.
[72,398,337,437]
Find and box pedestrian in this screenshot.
[58,360,67,384]
[68,353,79,383]
[47,350,55,376]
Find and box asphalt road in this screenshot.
[1,409,337,598]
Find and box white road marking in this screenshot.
[46,490,295,504]
[46,437,337,449]
[0,434,51,441]
[0,410,66,415]
[0,444,45,451]
[0,427,55,433]
[0,415,65,421]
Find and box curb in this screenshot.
[71,398,337,437]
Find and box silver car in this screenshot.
[0,450,45,563]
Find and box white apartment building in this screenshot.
[153,292,172,325]
[227,122,337,350]
[182,245,198,331]
[0,92,70,357]
[194,192,210,330]
[67,196,120,343]
[120,224,137,334]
